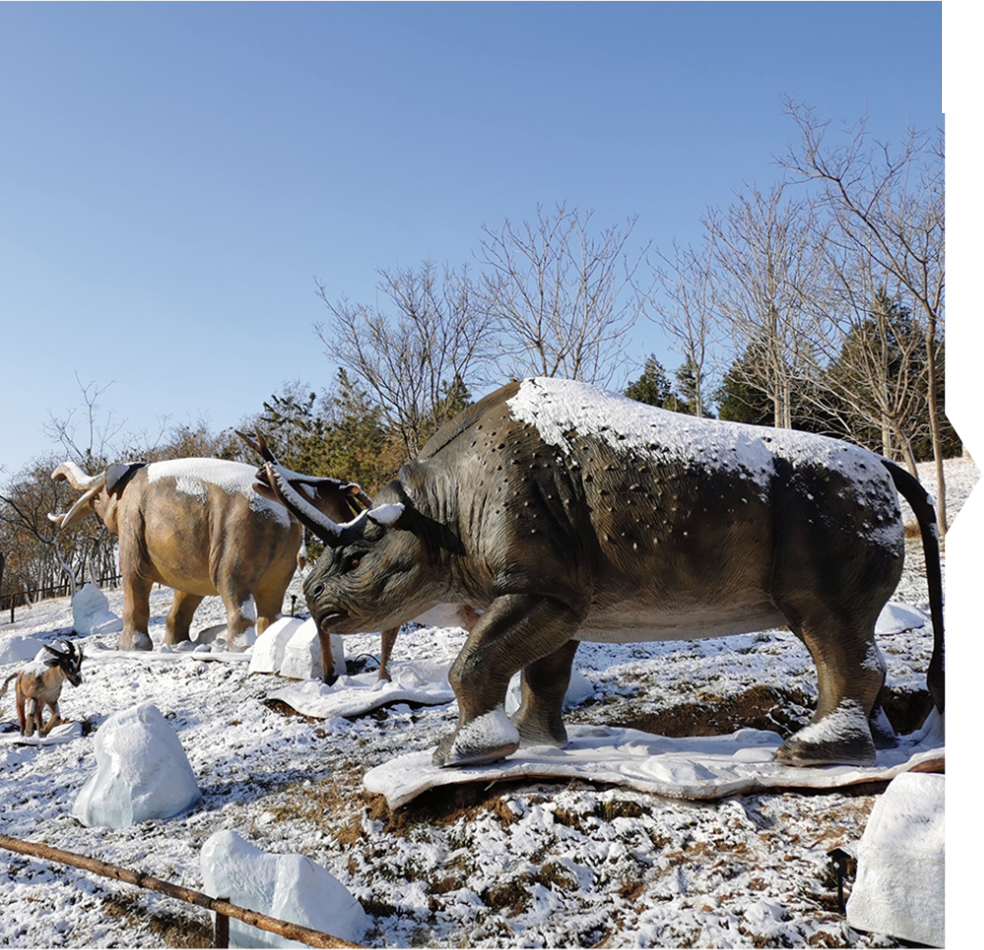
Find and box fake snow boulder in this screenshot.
[248,617,304,674]
[72,703,201,828]
[846,770,945,946]
[200,830,368,949]
[261,617,345,681]
[71,583,123,637]
[0,635,45,665]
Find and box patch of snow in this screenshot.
[274,618,346,680]
[0,636,45,665]
[367,503,405,526]
[147,458,291,526]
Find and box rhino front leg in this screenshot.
[434,594,582,768]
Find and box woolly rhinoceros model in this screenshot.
[49,459,366,651]
[257,377,945,770]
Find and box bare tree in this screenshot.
[477,203,647,386]
[801,232,933,472]
[779,98,946,532]
[316,261,498,458]
[44,374,127,471]
[703,183,823,428]
[643,240,715,417]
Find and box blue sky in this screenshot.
[0,2,950,476]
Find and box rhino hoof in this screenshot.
[776,730,876,768]
[432,707,521,769]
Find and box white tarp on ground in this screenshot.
[268,659,457,718]
[364,712,945,808]
[846,771,945,947]
[200,830,369,949]
[268,660,595,720]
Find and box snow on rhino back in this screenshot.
[508,377,900,519]
[147,459,290,525]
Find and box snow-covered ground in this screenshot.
[0,457,974,948]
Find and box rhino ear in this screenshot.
[105,462,146,496]
[366,503,410,529]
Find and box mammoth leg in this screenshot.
[512,639,580,748]
[254,562,296,638]
[165,591,203,645]
[777,612,885,768]
[219,589,257,652]
[434,593,582,768]
[119,575,154,651]
[378,627,398,682]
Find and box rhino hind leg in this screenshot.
[776,613,886,768]
[511,640,580,748]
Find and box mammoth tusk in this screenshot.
[51,461,105,491]
[48,480,106,530]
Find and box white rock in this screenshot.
[279,618,345,680]
[846,771,945,946]
[72,703,201,828]
[248,617,305,675]
[71,583,123,637]
[0,636,45,665]
[200,830,368,948]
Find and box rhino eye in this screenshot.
[346,556,361,572]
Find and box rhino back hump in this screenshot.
[425,378,903,631]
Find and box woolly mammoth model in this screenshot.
[260,377,944,770]
[48,459,367,651]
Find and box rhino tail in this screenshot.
[881,458,945,715]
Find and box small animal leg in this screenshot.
[512,639,580,748]
[40,703,63,736]
[777,616,885,767]
[434,594,582,768]
[16,692,28,735]
[164,591,204,645]
[119,576,154,651]
[378,627,398,682]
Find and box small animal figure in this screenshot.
[1,639,84,736]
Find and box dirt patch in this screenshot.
[609,684,813,738]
